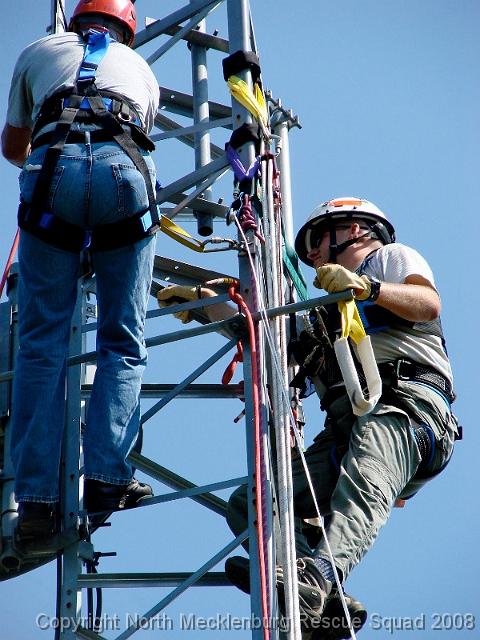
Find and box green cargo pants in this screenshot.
[292,380,457,578]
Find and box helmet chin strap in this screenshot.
[328,227,373,263]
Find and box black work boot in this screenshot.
[84,478,153,514]
[226,555,366,638]
[311,590,367,639]
[226,555,336,631]
[225,555,251,593]
[16,502,58,543]
[278,557,332,630]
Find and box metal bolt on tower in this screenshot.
[0,2,335,639]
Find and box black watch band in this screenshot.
[367,279,381,302]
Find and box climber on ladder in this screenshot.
[158,197,460,639]
[1,0,158,544]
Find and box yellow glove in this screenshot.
[313,264,372,300]
[157,285,216,324]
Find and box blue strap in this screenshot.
[356,300,388,334]
[139,211,153,232]
[77,30,110,87]
[68,32,141,125]
[39,212,55,230]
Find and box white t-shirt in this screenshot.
[6,32,159,133]
[357,243,453,385]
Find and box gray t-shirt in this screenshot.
[6,32,159,133]
[358,242,453,385]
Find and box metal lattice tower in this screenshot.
[0,2,324,638]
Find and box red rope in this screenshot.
[0,229,20,299]
[228,284,270,640]
[221,340,244,386]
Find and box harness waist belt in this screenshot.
[32,93,141,139]
[378,359,455,403]
[321,358,454,411]
[18,200,155,254]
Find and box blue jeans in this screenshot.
[11,141,156,502]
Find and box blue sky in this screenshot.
[0,1,478,638]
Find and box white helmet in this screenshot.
[295,196,396,266]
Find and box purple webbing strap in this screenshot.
[226,144,261,183]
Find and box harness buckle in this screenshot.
[395,359,416,381]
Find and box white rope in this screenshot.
[261,159,302,640]
[234,209,358,640]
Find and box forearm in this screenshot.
[373,281,440,322]
[1,123,31,167]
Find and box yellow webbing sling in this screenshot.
[227,75,269,133]
[159,215,206,252]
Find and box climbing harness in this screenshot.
[377,359,455,405]
[291,282,455,408]
[18,29,159,253]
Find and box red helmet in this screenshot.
[69,0,136,46]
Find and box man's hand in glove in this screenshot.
[314,264,373,300]
[157,285,216,324]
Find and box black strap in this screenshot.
[228,122,261,153]
[318,359,454,414]
[85,94,159,230]
[32,123,155,153]
[222,50,261,84]
[32,89,143,140]
[29,94,84,219]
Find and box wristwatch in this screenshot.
[367,277,381,302]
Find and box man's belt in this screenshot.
[31,124,154,154]
[31,130,116,151]
[378,359,455,403]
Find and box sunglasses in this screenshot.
[306,224,353,253]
